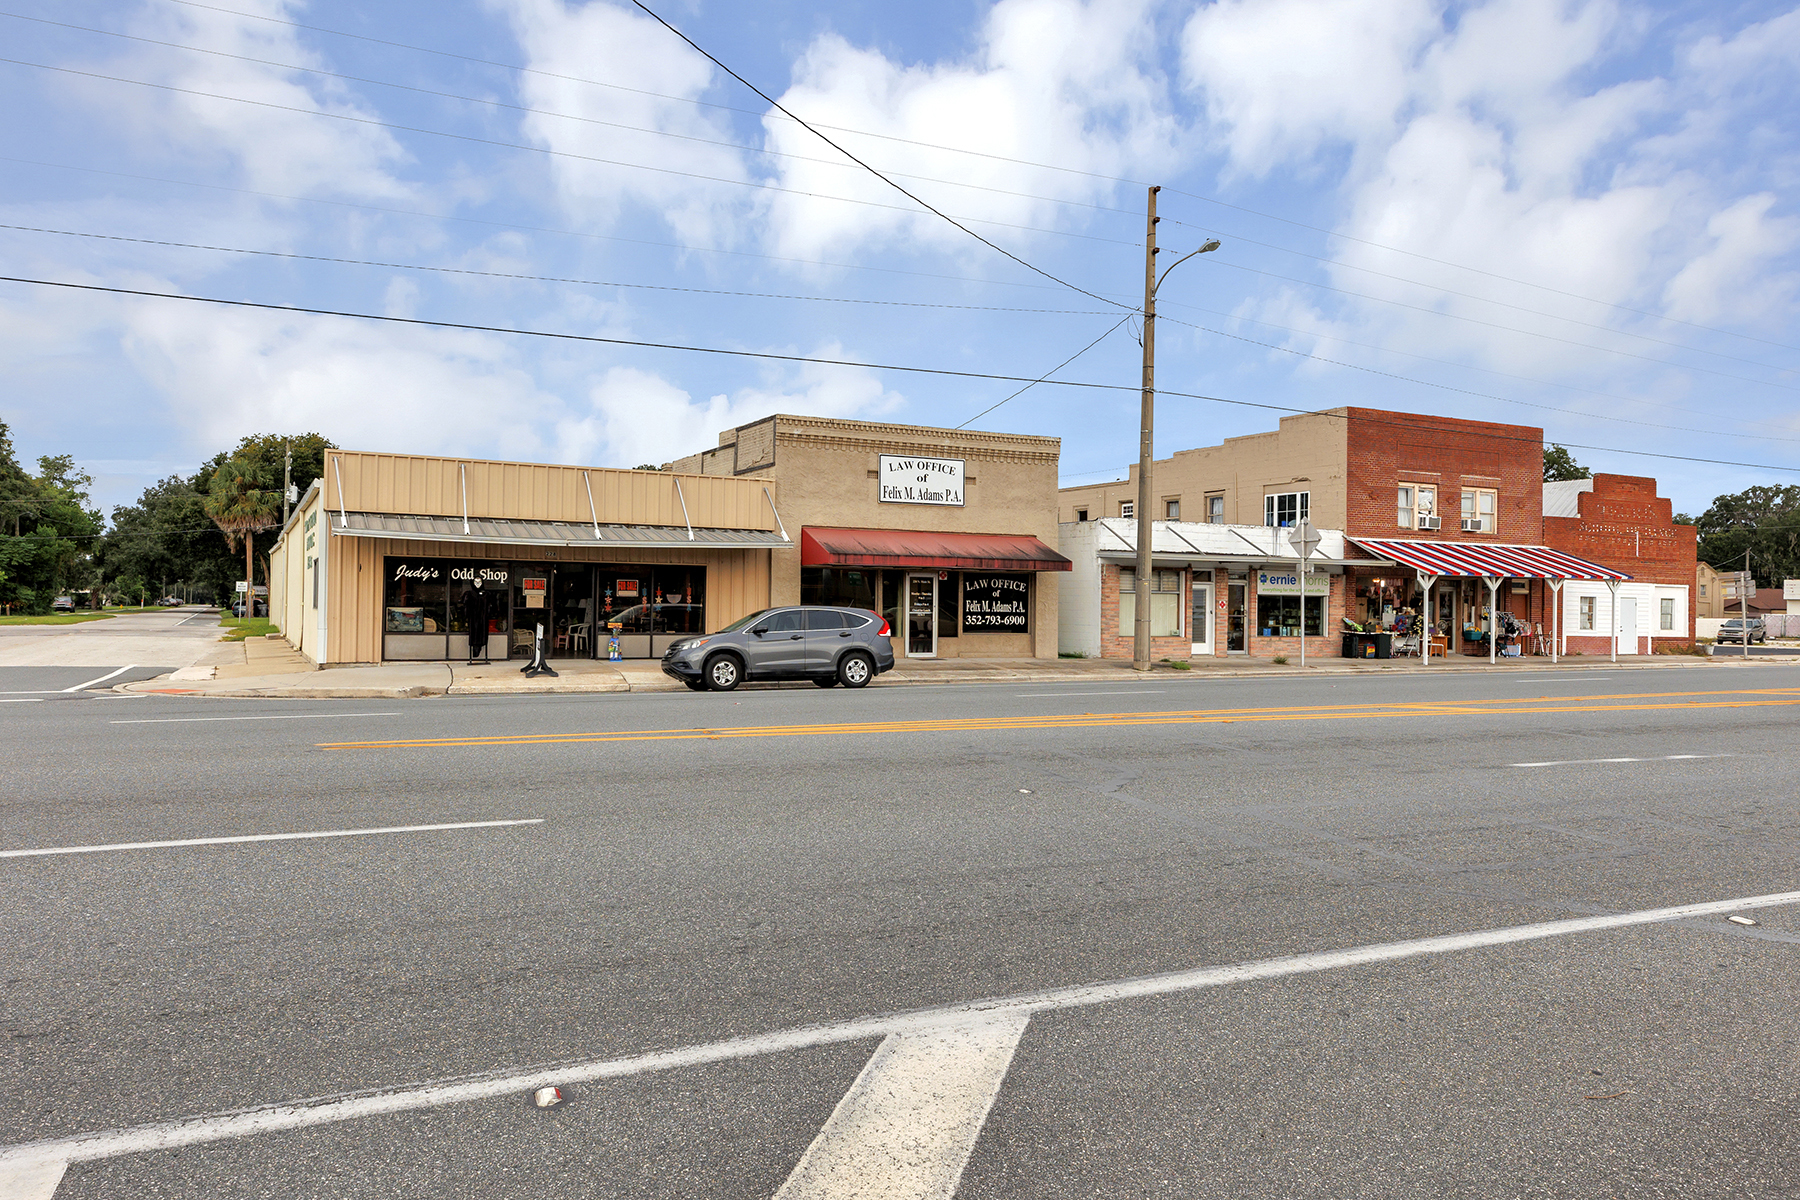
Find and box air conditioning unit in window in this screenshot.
[1417,516,1441,531]
[1461,518,1483,532]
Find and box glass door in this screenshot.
[1191,582,1212,654]
[905,574,937,658]
[1227,578,1247,653]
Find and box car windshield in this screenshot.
[718,608,774,633]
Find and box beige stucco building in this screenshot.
[268,450,787,666]
[1059,410,1348,528]
[668,414,1069,659]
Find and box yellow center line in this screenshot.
[317,687,1800,751]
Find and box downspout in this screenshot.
[674,477,694,541]
[460,462,469,536]
[333,453,347,529]
[763,487,790,542]
[582,471,600,539]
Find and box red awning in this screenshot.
[1349,538,1631,581]
[800,526,1072,572]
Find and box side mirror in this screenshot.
[750,626,768,637]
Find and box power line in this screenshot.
[956,318,1131,429]
[0,57,1139,254]
[1182,254,1799,394]
[1161,217,1798,377]
[0,155,1070,294]
[146,0,1799,355]
[3,273,1794,476]
[0,223,1113,317]
[0,10,1149,229]
[622,0,1134,312]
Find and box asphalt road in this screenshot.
[2,664,1797,1198]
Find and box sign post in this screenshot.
[1288,521,1323,670]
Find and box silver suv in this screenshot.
[1716,618,1767,644]
[661,606,895,692]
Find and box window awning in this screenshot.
[800,526,1072,572]
[1349,538,1631,581]
[332,512,790,550]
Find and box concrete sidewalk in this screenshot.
[121,640,1737,700]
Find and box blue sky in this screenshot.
[2,0,1797,519]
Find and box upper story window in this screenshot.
[1398,484,1439,530]
[1700,584,1708,597]
[1205,495,1224,523]
[1264,491,1309,528]
[1165,499,1180,520]
[1460,488,1496,534]
[1119,500,1135,519]
[1075,508,1088,522]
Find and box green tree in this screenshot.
[1543,444,1591,482]
[0,424,103,611]
[202,457,281,609]
[1691,484,1800,586]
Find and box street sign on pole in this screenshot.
[234,581,249,593]
[1288,521,1321,670]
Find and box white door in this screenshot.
[1191,583,1212,654]
[1618,595,1638,654]
[905,574,937,658]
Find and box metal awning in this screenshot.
[1349,538,1630,581]
[800,526,1072,572]
[333,512,790,550]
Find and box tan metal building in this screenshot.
[667,415,1069,660]
[268,450,788,666]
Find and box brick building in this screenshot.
[1543,475,1697,652]
[1059,408,1627,659]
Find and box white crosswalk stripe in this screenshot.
[774,1013,1029,1200]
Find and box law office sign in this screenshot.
[879,455,964,506]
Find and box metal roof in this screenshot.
[1083,518,1374,567]
[1542,479,1595,519]
[1348,537,1631,581]
[332,511,790,550]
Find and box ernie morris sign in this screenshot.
[879,455,964,506]
[963,573,1030,631]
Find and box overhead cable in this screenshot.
[3,274,1792,476]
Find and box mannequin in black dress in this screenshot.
[463,581,488,662]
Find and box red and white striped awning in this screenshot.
[1348,538,1631,581]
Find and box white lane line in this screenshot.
[0,698,45,703]
[110,712,403,725]
[1511,754,1734,768]
[63,665,135,692]
[2,888,1794,1175]
[1016,690,1167,697]
[0,819,544,860]
[774,1013,1029,1200]
[0,1157,66,1199]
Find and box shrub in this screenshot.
[1272,655,1289,665]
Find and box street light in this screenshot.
[1134,183,1220,672]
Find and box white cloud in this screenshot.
[498,0,752,245]
[1662,193,1800,325]
[555,351,903,468]
[1180,0,1440,174]
[119,299,559,460]
[759,0,1180,261]
[69,0,412,201]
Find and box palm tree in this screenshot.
[202,458,279,617]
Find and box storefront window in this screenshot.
[595,567,706,635]
[1119,567,1181,637]
[1660,597,1675,631]
[384,559,447,633]
[1257,594,1323,638]
[1579,596,1596,630]
[937,570,959,637]
[963,573,1029,633]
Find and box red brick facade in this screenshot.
[1544,474,1698,648]
[1342,408,1544,543]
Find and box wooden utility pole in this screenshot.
[1133,186,1160,672]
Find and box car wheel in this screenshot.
[838,652,873,689]
[683,679,707,691]
[704,653,742,692]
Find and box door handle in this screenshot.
[790,634,803,640]
[838,631,851,637]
